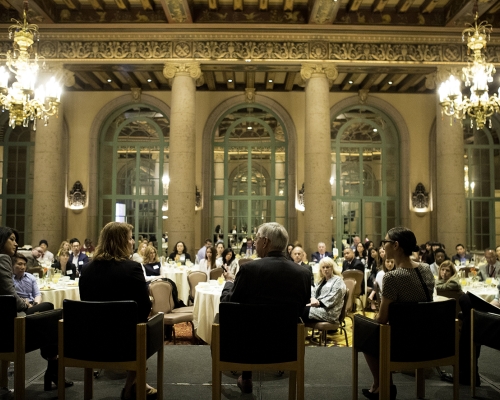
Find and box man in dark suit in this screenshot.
[221,222,311,394]
[291,246,314,286]
[342,248,365,295]
[69,238,89,274]
[477,249,500,281]
[310,242,333,262]
[450,243,472,265]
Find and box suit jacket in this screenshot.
[69,252,89,273]
[0,254,28,313]
[297,262,314,286]
[311,252,333,263]
[451,253,472,264]
[52,260,77,280]
[342,258,364,273]
[79,258,151,323]
[18,250,40,269]
[477,261,500,281]
[220,251,311,317]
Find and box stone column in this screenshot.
[31,69,68,249]
[301,63,338,256]
[163,62,203,254]
[435,67,466,250]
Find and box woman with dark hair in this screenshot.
[361,227,435,400]
[141,245,161,282]
[285,244,294,260]
[366,248,382,311]
[168,241,191,263]
[355,242,368,266]
[0,226,73,391]
[52,250,77,280]
[199,245,216,278]
[222,247,238,275]
[79,222,156,400]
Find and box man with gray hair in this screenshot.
[220,222,311,394]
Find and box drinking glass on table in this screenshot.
[485,277,492,287]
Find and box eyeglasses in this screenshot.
[381,239,395,246]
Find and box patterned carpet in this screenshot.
[168,309,377,347]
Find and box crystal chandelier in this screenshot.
[0,1,61,130]
[439,7,500,130]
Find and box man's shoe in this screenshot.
[237,375,253,393]
[441,372,453,383]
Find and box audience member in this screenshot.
[220,222,310,394]
[52,250,77,280]
[429,247,447,276]
[142,245,161,282]
[342,248,364,273]
[199,245,216,278]
[215,241,225,266]
[291,246,314,285]
[361,227,434,399]
[355,242,368,266]
[496,245,500,262]
[222,247,238,275]
[168,241,191,264]
[69,238,89,275]
[285,244,294,260]
[239,237,255,257]
[57,241,71,259]
[81,238,95,255]
[12,253,42,306]
[19,246,43,270]
[79,222,155,400]
[132,240,147,263]
[39,240,54,263]
[477,248,500,281]
[436,260,461,291]
[196,238,212,263]
[303,257,346,324]
[350,235,361,250]
[450,243,471,265]
[311,242,333,262]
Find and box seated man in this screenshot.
[12,253,42,306]
[450,243,471,265]
[239,237,255,257]
[429,247,447,276]
[477,249,500,281]
[18,246,43,271]
[39,239,54,263]
[291,246,314,285]
[69,238,90,274]
[311,242,333,262]
[342,248,365,295]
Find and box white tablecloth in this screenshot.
[192,285,223,344]
[464,286,498,303]
[163,267,190,304]
[40,285,80,309]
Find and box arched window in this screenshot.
[212,104,287,246]
[99,104,169,245]
[0,119,34,245]
[463,120,500,250]
[331,105,399,250]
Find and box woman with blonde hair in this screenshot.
[436,260,461,291]
[79,222,156,400]
[141,245,161,283]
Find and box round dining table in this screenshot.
[192,284,224,345]
[464,285,498,303]
[162,266,191,304]
[40,284,80,309]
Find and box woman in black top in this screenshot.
[141,245,161,282]
[168,241,191,263]
[52,250,77,280]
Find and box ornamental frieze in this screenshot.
[3,39,499,64]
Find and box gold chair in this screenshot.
[342,270,365,316]
[0,296,61,400]
[27,265,44,278]
[212,302,305,400]
[57,300,164,400]
[343,279,356,325]
[352,299,459,400]
[305,288,349,346]
[209,267,224,280]
[471,309,500,397]
[187,271,208,305]
[149,279,195,344]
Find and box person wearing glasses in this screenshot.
[361,227,434,400]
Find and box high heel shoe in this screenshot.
[43,360,74,391]
[361,385,397,400]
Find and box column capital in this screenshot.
[163,62,204,86]
[300,63,338,82]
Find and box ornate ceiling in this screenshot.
[2,0,500,94]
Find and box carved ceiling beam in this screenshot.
[246,71,255,88]
[225,71,235,89]
[309,0,340,24]
[347,0,363,13]
[265,72,276,90]
[445,0,494,27]
[0,0,11,8]
[258,0,267,10]
[283,0,293,12]
[284,72,296,91]
[379,73,403,91]
[396,0,415,14]
[120,71,141,88]
[88,0,105,11]
[62,0,80,11]
[77,71,104,90]
[208,0,219,10]
[204,71,216,90]
[372,0,389,13]
[19,0,56,23]
[160,0,193,23]
[486,0,500,14]
[397,73,424,92]
[96,71,122,89]
[341,73,361,91]
[135,71,158,89]
[419,0,438,14]
[360,73,380,90]
[234,0,243,12]
[114,0,130,11]
[140,0,154,11]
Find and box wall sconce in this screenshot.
[296,183,305,212]
[195,186,202,211]
[68,181,87,212]
[411,182,430,217]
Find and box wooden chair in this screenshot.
[187,271,208,305]
[343,279,356,325]
[209,267,224,280]
[471,309,500,397]
[26,265,44,278]
[0,295,61,400]
[149,279,195,344]
[306,288,350,346]
[57,300,164,400]
[342,270,365,316]
[352,299,459,400]
[212,302,305,399]
[436,288,464,318]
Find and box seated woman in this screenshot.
[367,257,395,311]
[132,240,147,263]
[355,242,368,266]
[56,240,71,260]
[362,227,434,400]
[436,260,461,291]
[52,250,77,280]
[199,245,216,278]
[141,245,161,283]
[302,257,346,324]
[222,247,239,275]
[168,241,191,264]
[214,241,225,267]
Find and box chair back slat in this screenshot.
[342,270,363,296]
[63,300,138,362]
[149,280,175,314]
[219,302,298,364]
[187,271,208,300]
[472,309,500,351]
[343,279,356,312]
[338,288,350,323]
[209,267,224,280]
[25,306,60,353]
[0,296,18,353]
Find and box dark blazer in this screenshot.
[168,252,191,262]
[311,252,333,262]
[451,253,472,264]
[297,262,314,286]
[342,258,364,273]
[79,258,151,322]
[52,260,77,280]
[69,252,89,273]
[221,251,311,317]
